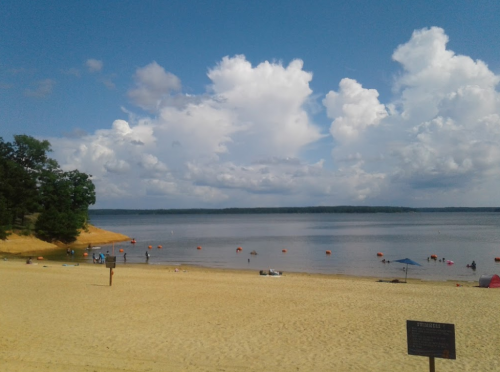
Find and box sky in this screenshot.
[1,1,500,209]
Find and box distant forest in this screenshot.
[88,206,500,216]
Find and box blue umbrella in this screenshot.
[394,258,421,283]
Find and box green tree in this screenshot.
[36,167,96,243]
[35,207,83,244]
[0,135,96,243]
[0,194,12,240]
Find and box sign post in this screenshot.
[406,320,456,372]
[105,256,116,286]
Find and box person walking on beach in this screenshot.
[92,253,96,264]
[124,253,127,262]
[145,251,150,261]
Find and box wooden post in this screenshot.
[109,268,113,286]
[429,356,435,372]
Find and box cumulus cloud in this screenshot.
[127,61,182,112]
[48,28,500,207]
[86,59,103,73]
[388,27,500,195]
[323,78,387,142]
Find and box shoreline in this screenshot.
[1,258,498,371]
[2,256,478,286]
[0,225,130,255]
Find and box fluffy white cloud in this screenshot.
[49,56,326,207]
[392,27,499,121]
[388,27,500,195]
[323,78,387,142]
[128,61,182,112]
[49,28,500,208]
[208,56,324,158]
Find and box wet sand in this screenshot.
[0,259,499,372]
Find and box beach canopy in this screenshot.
[479,274,500,288]
[394,258,421,283]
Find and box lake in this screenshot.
[59,212,500,281]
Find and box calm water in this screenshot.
[54,213,500,281]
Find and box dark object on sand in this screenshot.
[377,279,402,283]
[260,269,282,276]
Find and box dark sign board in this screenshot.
[407,320,456,359]
[105,255,116,268]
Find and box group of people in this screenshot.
[92,252,107,264]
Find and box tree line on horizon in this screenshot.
[0,135,96,243]
[88,206,500,215]
[89,206,419,215]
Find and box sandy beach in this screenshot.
[0,225,129,255]
[1,259,499,372]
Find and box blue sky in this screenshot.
[1,1,500,208]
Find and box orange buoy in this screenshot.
[236,247,242,252]
[197,246,202,250]
[377,252,383,257]
[326,250,332,255]
[131,240,136,244]
[83,252,88,256]
[157,245,162,249]
[282,249,287,253]
[495,257,500,262]
[148,245,152,249]
[431,254,438,259]
[119,249,124,253]
[37,257,44,260]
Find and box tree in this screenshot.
[36,168,96,243]
[35,207,83,244]
[0,194,11,240]
[0,135,96,243]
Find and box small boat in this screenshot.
[86,246,101,250]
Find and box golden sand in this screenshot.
[0,225,129,254]
[0,260,498,372]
